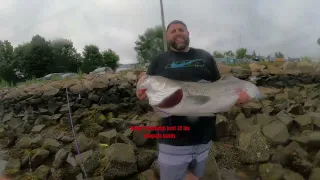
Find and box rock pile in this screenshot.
[0,72,161,180]
[0,64,320,180]
[215,83,320,180]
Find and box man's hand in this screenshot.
[136,72,148,100]
[236,90,250,106]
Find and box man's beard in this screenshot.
[168,37,190,51]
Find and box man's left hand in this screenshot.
[236,90,250,106]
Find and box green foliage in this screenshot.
[236,48,247,59]
[224,50,234,57]
[0,40,18,84]
[50,38,82,73]
[134,25,165,64]
[301,56,312,62]
[101,49,120,70]
[21,35,54,79]
[252,51,256,58]
[213,50,236,58]
[0,35,121,86]
[213,51,224,58]
[275,52,284,58]
[81,44,104,73]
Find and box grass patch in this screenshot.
[0,70,86,90]
[77,68,84,79]
[257,61,284,67]
[226,63,251,70]
[0,79,12,88]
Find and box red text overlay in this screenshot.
[130,126,190,139]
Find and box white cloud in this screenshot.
[0,0,319,64]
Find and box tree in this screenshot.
[236,48,247,59]
[50,38,82,73]
[101,49,120,70]
[275,52,284,58]
[0,34,124,85]
[134,25,164,64]
[223,50,234,57]
[16,35,54,79]
[213,51,224,58]
[81,44,103,73]
[252,51,256,58]
[0,40,18,83]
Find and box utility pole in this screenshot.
[160,0,168,51]
[238,32,242,49]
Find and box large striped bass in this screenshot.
[137,75,263,117]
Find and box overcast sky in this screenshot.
[0,0,319,64]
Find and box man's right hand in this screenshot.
[136,72,148,100]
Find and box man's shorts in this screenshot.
[157,141,212,180]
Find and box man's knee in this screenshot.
[185,171,199,180]
[158,160,189,180]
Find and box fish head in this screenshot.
[137,75,183,108]
[242,81,265,100]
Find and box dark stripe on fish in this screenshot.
[158,89,183,108]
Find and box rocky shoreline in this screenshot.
[0,65,320,179]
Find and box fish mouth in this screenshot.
[157,89,183,109]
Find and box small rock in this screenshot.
[52,148,69,169]
[136,149,157,171]
[116,133,137,150]
[132,128,151,147]
[102,143,138,179]
[276,110,293,127]
[262,121,289,145]
[43,87,59,97]
[72,134,93,153]
[259,163,284,180]
[283,169,304,180]
[31,124,46,133]
[2,112,13,123]
[256,113,275,126]
[33,165,50,179]
[43,138,62,153]
[235,113,255,131]
[16,137,31,149]
[238,129,270,163]
[98,129,118,145]
[295,114,312,127]
[4,158,20,176]
[75,149,93,166]
[30,135,43,148]
[31,148,50,168]
[309,167,320,180]
[138,169,156,180]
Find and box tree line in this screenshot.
[0,35,120,85]
[0,25,312,86]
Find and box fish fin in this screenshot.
[185,95,211,105]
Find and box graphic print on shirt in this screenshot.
[165,59,207,69]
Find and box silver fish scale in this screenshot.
[181,81,240,97]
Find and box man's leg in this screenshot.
[186,141,212,179]
[157,150,191,180]
[157,141,212,180]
